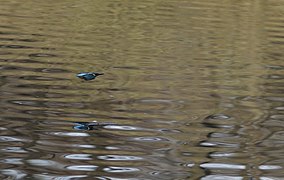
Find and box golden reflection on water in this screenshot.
[0,0,284,179]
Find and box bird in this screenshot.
[73,122,116,130]
[76,72,104,81]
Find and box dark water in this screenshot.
[0,1,284,179]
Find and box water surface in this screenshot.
[0,1,284,179]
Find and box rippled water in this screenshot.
[0,1,284,179]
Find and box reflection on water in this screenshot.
[0,0,284,179]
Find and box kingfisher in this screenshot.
[76,72,104,81]
[73,122,116,130]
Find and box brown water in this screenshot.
[0,1,284,179]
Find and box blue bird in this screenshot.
[76,72,104,81]
[73,122,116,130]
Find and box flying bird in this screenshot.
[76,72,104,81]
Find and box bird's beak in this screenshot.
[94,73,104,76]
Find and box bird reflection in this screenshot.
[73,122,115,130]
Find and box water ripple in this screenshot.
[200,163,246,170]
[199,141,240,148]
[33,174,87,179]
[97,155,143,161]
[0,136,28,142]
[201,175,243,180]
[132,137,170,142]
[0,158,23,165]
[103,166,140,173]
[1,147,27,153]
[48,132,90,137]
[64,154,92,160]
[1,169,27,180]
[65,165,98,171]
